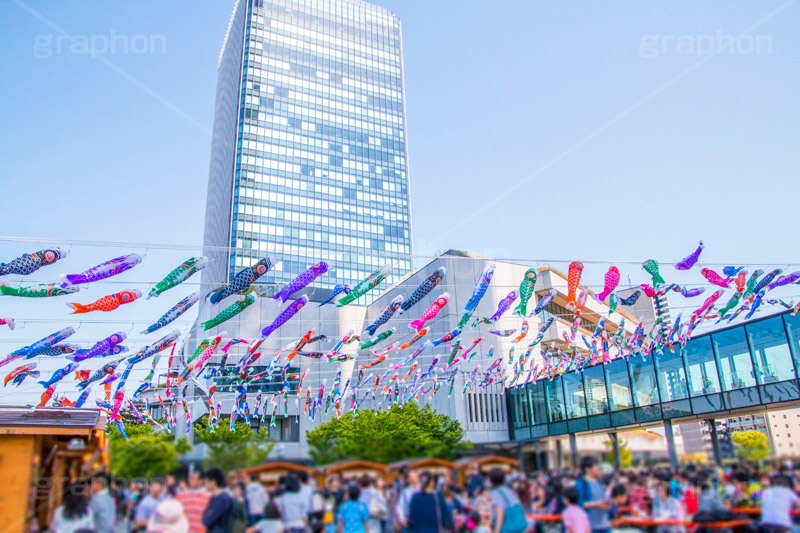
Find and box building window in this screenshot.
[713,327,755,390]
[604,358,633,411]
[656,347,689,402]
[746,316,796,384]
[684,336,720,395]
[563,371,587,418]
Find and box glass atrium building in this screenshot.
[201,0,413,299]
[507,309,800,442]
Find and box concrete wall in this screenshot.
[767,408,800,457]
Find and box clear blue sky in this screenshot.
[1,0,799,403]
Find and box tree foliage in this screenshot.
[679,452,709,464]
[731,431,770,463]
[602,437,633,468]
[306,403,471,465]
[193,417,275,473]
[107,422,191,479]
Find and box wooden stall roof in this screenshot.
[388,457,458,472]
[455,455,520,469]
[239,461,315,477]
[0,407,106,436]
[318,460,390,474]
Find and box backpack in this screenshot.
[265,499,281,520]
[575,477,592,506]
[494,488,528,533]
[368,492,389,520]
[311,492,325,514]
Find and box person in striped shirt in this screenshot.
[176,470,212,533]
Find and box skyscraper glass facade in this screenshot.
[203,0,413,298]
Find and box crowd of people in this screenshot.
[510,456,800,533]
[46,456,800,533]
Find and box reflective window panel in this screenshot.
[685,335,721,396]
[563,372,587,419]
[713,326,756,390]
[655,347,689,402]
[747,317,796,384]
[604,358,633,411]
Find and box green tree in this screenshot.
[107,423,192,479]
[193,417,275,473]
[306,403,471,465]
[731,430,770,463]
[602,437,633,468]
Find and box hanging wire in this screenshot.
[3,295,795,393]
[3,235,799,406]
[3,234,800,266]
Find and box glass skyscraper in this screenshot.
[202,0,413,299]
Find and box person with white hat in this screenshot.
[147,499,190,533]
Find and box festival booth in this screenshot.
[315,460,391,487]
[238,460,315,489]
[0,407,108,531]
[455,455,520,485]
[388,457,458,480]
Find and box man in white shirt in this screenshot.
[297,470,316,516]
[89,472,116,533]
[246,473,269,525]
[277,474,309,532]
[761,475,800,533]
[359,474,389,533]
[395,469,418,532]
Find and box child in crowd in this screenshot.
[246,497,283,533]
[562,487,590,533]
[337,485,369,533]
[609,484,628,520]
[465,510,490,533]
